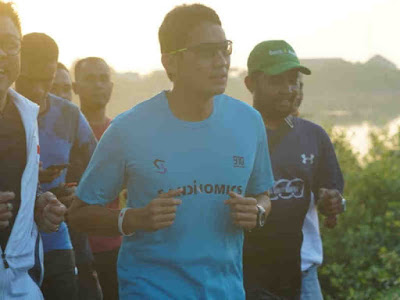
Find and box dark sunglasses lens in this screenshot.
[192,41,232,58]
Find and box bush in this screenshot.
[319,129,400,299]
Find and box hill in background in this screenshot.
[72,55,400,126]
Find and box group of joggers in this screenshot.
[0,2,345,300]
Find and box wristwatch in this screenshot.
[341,197,346,212]
[256,205,266,228]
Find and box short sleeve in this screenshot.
[312,128,344,198]
[245,114,275,195]
[67,110,97,183]
[76,122,126,206]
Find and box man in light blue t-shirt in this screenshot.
[69,4,274,299]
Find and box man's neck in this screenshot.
[263,117,286,130]
[81,106,108,126]
[166,87,214,122]
[32,96,48,116]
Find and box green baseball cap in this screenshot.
[247,40,311,76]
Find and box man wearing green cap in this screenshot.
[243,40,345,300]
[291,73,303,117]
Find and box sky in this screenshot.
[11,0,399,74]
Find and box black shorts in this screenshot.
[41,249,79,300]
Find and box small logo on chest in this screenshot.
[154,159,167,174]
[301,154,314,165]
[233,156,245,168]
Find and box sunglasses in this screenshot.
[168,40,232,59]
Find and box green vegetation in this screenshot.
[319,128,400,299]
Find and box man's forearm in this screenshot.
[68,200,147,236]
[68,204,122,236]
[256,192,271,216]
[69,191,183,235]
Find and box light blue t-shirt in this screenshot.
[77,91,274,299]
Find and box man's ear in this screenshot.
[244,75,255,94]
[72,82,79,95]
[161,53,178,81]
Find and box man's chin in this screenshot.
[263,109,291,120]
[198,87,225,99]
[210,85,226,96]
[88,102,107,111]
[19,95,41,105]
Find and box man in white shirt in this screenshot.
[0,2,67,298]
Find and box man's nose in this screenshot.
[94,80,104,88]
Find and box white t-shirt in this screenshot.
[301,193,323,271]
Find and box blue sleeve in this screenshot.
[313,128,344,198]
[246,114,275,196]
[77,112,97,152]
[76,122,126,206]
[66,111,97,183]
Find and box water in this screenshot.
[334,117,400,157]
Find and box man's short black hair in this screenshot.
[158,4,221,54]
[57,62,69,73]
[0,1,21,36]
[21,33,59,65]
[74,57,109,80]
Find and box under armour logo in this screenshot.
[301,154,314,164]
[154,159,167,174]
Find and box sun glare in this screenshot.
[11,0,398,74]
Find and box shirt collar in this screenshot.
[284,115,295,128]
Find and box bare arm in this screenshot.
[68,197,121,236]
[68,189,183,236]
[255,191,271,218]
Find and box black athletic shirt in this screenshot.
[244,117,344,299]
